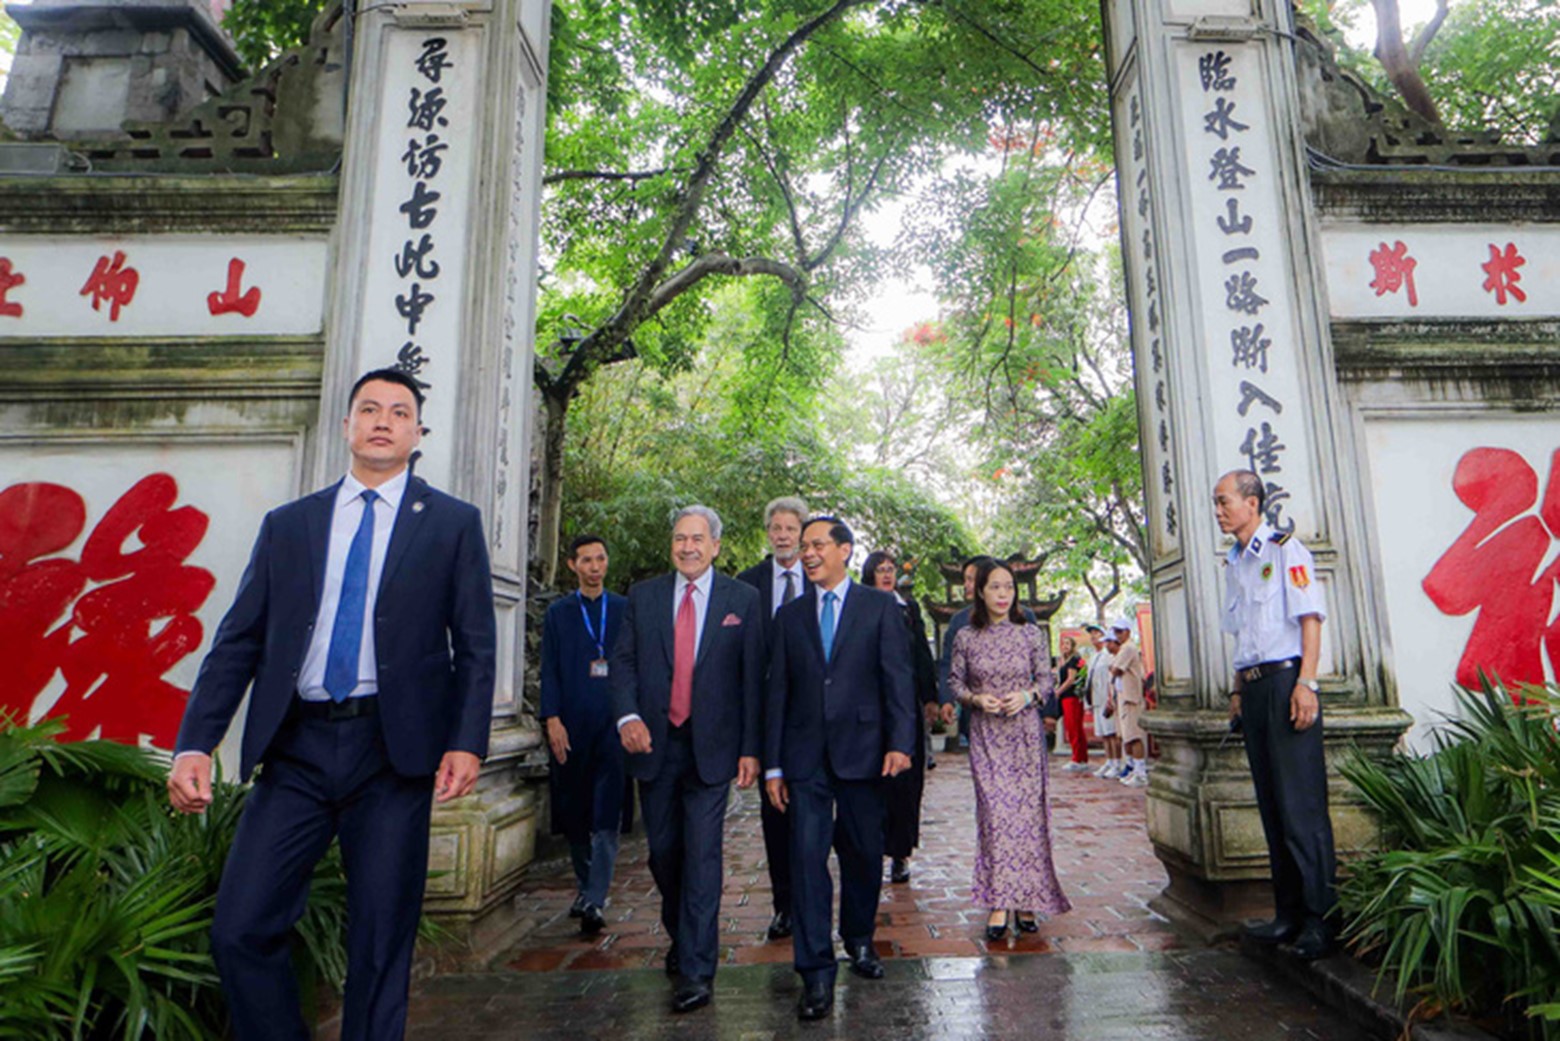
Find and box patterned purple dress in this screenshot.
[950,621,1071,914]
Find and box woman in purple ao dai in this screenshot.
[949,560,1071,939]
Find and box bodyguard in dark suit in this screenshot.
[765,517,916,1021]
[611,505,763,1013]
[735,494,810,942]
[167,369,496,1041]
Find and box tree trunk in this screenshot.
[1370,0,1442,124]
[534,390,570,589]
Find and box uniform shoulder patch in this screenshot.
[1272,531,1292,545]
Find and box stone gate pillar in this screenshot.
[1100,0,1410,933]
[321,0,551,936]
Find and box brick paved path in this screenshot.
[498,748,1182,972]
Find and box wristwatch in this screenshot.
[1300,678,1320,694]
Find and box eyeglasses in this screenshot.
[873,564,897,574]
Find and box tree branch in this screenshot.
[1408,0,1450,67]
[642,252,807,321]
[542,168,676,185]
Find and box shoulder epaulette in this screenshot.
[1272,531,1292,545]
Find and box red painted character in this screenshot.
[0,257,25,317]
[1480,243,1527,306]
[0,474,215,745]
[1367,240,1418,308]
[80,250,139,321]
[207,257,262,317]
[1422,447,1560,693]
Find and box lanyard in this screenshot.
[578,593,607,659]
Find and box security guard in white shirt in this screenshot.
[1215,469,1336,960]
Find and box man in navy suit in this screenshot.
[735,495,809,942]
[611,505,763,1013]
[765,516,915,1020]
[167,368,495,1041]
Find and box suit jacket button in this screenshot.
[825,678,832,686]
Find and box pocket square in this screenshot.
[721,613,743,627]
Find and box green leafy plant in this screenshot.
[1337,679,1560,1036]
[0,714,362,1039]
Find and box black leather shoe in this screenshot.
[845,942,885,980]
[568,894,586,919]
[890,858,911,884]
[1015,913,1039,934]
[766,911,793,941]
[985,912,1009,942]
[664,946,680,977]
[1243,917,1301,945]
[580,904,606,936]
[1284,921,1335,961]
[672,979,712,1013]
[798,979,834,1020]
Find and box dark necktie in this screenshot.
[781,570,797,608]
[669,582,696,726]
[324,489,378,702]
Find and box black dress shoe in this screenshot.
[1284,921,1335,961]
[580,904,606,936]
[1243,917,1301,945]
[798,979,834,1020]
[568,894,586,919]
[1015,913,1039,934]
[664,946,680,977]
[890,858,911,884]
[985,912,1009,942]
[845,942,885,980]
[672,979,713,1013]
[766,911,793,941]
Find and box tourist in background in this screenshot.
[1108,621,1149,788]
[1054,634,1090,772]
[948,560,1070,940]
[1086,625,1123,778]
[863,550,940,885]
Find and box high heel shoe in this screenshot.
[984,911,1009,941]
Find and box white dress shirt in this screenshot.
[297,469,408,701]
[618,566,715,730]
[770,557,804,617]
[1221,523,1328,670]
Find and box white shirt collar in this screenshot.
[676,566,716,598]
[773,556,802,579]
[339,468,409,514]
[817,575,851,601]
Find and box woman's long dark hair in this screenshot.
[971,560,1026,629]
[860,550,897,589]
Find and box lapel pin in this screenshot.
[412,501,424,513]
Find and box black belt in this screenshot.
[294,696,379,721]
[1238,658,1299,684]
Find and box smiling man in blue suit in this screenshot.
[167,368,496,1041]
[765,515,915,1021]
[611,505,763,1014]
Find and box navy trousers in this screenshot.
[788,769,886,984]
[1241,666,1337,923]
[760,794,792,915]
[637,725,730,983]
[211,707,433,1041]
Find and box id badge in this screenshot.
[590,659,610,678]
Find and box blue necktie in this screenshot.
[324,489,378,702]
[820,590,837,662]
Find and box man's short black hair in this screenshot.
[349,368,425,416]
[1223,468,1266,514]
[803,515,854,550]
[568,533,608,559]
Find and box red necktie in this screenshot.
[669,582,696,727]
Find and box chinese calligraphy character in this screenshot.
[1203,97,1250,140]
[0,257,24,318]
[407,86,450,131]
[1480,242,1527,306]
[79,250,139,322]
[1162,461,1174,494]
[1208,147,1255,191]
[1198,50,1236,92]
[1222,247,1259,265]
[0,474,216,747]
[416,37,452,84]
[1217,198,1252,236]
[1158,419,1170,453]
[1165,502,1179,536]
[1262,483,1294,534]
[399,181,441,230]
[402,135,448,179]
[1224,271,1268,315]
[1240,421,1285,474]
[396,284,435,335]
[1236,380,1283,417]
[1368,240,1419,307]
[1230,324,1272,372]
[1422,447,1560,691]
[394,234,442,280]
[206,257,262,318]
[395,341,432,389]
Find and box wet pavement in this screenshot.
[399,749,1373,1039]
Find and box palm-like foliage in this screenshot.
[1338,679,1560,1036]
[0,714,355,1039]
